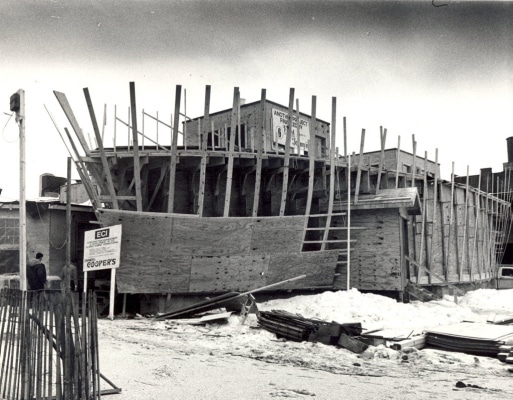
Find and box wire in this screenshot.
[1,112,18,143]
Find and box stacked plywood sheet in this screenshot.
[424,322,513,356]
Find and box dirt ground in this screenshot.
[97,317,513,400]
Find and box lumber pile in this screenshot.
[424,322,513,357]
[497,345,513,364]
[257,310,362,347]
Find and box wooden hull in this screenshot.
[98,209,339,294]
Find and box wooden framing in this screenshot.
[51,82,513,301]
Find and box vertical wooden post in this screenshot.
[252,89,266,217]
[460,166,470,280]
[376,126,386,193]
[279,88,294,216]
[417,152,428,283]
[167,85,182,213]
[471,172,482,280]
[347,153,351,291]
[395,135,401,188]
[66,157,72,291]
[224,87,239,217]
[411,135,416,188]
[354,129,365,203]
[129,82,143,211]
[197,85,210,216]
[321,97,337,251]
[429,149,438,279]
[305,95,317,218]
[295,100,301,155]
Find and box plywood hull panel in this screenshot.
[98,209,338,293]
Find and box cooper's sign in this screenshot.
[83,225,122,272]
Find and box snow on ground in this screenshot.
[97,288,513,399]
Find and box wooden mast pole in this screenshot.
[197,85,210,216]
[321,97,337,251]
[167,85,182,213]
[129,82,143,211]
[252,89,266,217]
[224,87,239,217]
[279,88,295,216]
[305,95,317,218]
[376,126,386,193]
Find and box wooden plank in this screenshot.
[129,82,143,211]
[304,99,316,216]
[460,166,470,279]
[53,91,91,155]
[189,254,270,292]
[63,127,101,209]
[321,97,336,251]
[224,87,239,217]
[411,135,416,187]
[279,88,295,216]
[168,85,182,213]
[354,129,365,203]
[395,136,400,188]
[198,85,210,216]
[252,89,266,217]
[83,88,119,209]
[376,126,386,193]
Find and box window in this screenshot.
[0,218,19,246]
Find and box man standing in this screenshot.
[26,252,47,291]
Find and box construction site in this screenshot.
[0,82,512,400]
[42,81,513,312]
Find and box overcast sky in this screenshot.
[1,0,512,198]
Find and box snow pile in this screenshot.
[258,288,513,333]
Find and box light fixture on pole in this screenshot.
[10,89,26,291]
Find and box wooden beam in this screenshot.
[470,172,482,280]
[83,88,119,209]
[147,162,169,211]
[167,85,182,213]
[198,85,210,216]
[417,151,428,283]
[279,88,295,216]
[406,256,465,296]
[53,91,91,156]
[223,87,239,217]
[460,166,470,280]
[305,95,317,218]
[252,89,266,217]
[395,136,401,188]
[129,82,143,211]
[411,135,416,187]
[376,126,386,193]
[321,97,337,251]
[63,127,100,209]
[354,129,365,203]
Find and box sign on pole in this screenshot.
[83,224,122,319]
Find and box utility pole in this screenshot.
[10,89,26,291]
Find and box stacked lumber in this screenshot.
[257,310,362,346]
[424,322,513,357]
[497,345,513,364]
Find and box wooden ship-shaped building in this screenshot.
[52,83,512,311]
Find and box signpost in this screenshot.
[83,224,122,320]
